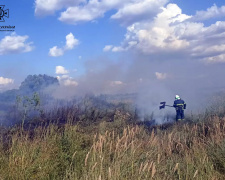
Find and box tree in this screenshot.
[19,74,59,94]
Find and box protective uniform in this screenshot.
[173,95,186,121]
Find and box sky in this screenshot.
[0,0,225,111]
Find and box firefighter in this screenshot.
[173,95,186,122]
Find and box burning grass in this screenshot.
[0,114,224,179]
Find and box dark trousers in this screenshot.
[176,109,184,121]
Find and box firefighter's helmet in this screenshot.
[175,95,180,100]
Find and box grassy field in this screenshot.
[0,110,225,179]
[1,75,225,179]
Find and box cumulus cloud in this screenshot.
[49,33,79,57]
[105,3,225,64]
[59,4,105,24]
[65,33,79,50]
[58,0,167,24]
[103,45,113,52]
[35,0,168,25]
[38,1,225,65]
[57,74,78,86]
[0,77,14,85]
[0,33,33,55]
[193,4,225,21]
[111,0,168,25]
[104,41,138,52]
[112,46,125,52]
[34,0,169,28]
[203,54,225,64]
[55,66,69,74]
[35,0,85,16]
[107,4,191,53]
[0,77,14,92]
[49,46,64,57]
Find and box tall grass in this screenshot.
[0,115,224,179]
[70,117,225,180]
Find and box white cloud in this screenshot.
[49,33,79,57]
[106,3,225,64]
[55,66,69,74]
[49,46,64,57]
[103,45,113,52]
[59,4,105,24]
[37,1,225,64]
[191,44,225,58]
[35,0,85,16]
[58,0,167,24]
[108,4,191,53]
[35,0,167,26]
[57,75,70,80]
[112,46,125,52]
[186,21,225,59]
[155,72,168,80]
[65,33,79,49]
[203,54,225,64]
[57,74,78,86]
[193,4,225,21]
[0,77,14,85]
[111,0,168,25]
[104,41,137,53]
[0,33,33,55]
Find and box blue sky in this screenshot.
[0,0,225,105]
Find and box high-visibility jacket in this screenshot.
[173,99,186,110]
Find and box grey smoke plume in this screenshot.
[49,52,225,124]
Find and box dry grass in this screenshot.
[74,117,225,179]
[0,116,225,179]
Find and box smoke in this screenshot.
[1,52,223,125]
[44,51,225,124]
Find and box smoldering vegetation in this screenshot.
[0,73,176,127]
[0,74,225,179]
[0,71,223,127]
